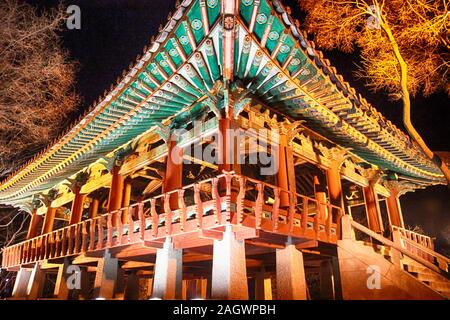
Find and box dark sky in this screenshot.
[25,0,449,252]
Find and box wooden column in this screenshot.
[108,165,124,226]
[70,185,86,225]
[88,196,99,219]
[121,178,132,224]
[386,189,404,228]
[363,183,383,233]
[314,175,328,223]
[276,243,307,300]
[152,238,183,299]
[41,206,56,235]
[211,225,248,300]
[277,134,290,207]
[93,251,118,299]
[163,139,183,210]
[326,159,344,208]
[27,209,42,240]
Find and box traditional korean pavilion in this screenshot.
[1,0,449,300]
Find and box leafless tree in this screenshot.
[0,0,79,295]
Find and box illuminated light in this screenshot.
[95,297,106,300]
[149,297,162,300]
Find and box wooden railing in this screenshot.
[342,215,449,274]
[1,172,342,269]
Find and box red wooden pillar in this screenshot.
[108,165,124,224]
[277,134,290,207]
[386,189,404,228]
[121,177,132,224]
[41,206,56,235]
[27,209,42,240]
[163,139,183,210]
[363,183,383,233]
[69,185,86,225]
[89,197,99,219]
[314,175,328,223]
[326,160,343,208]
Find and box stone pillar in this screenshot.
[41,206,56,235]
[163,139,183,210]
[12,267,32,298]
[93,251,118,299]
[27,262,46,300]
[152,238,183,299]
[54,259,70,299]
[276,242,307,300]
[211,225,248,300]
[27,208,42,240]
[363,183,383,233]
[70,185,86,225]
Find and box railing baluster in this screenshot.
[81,222,88,253]
[301,197,308,234]
[97,215,104,250]
[68,226,74,255]
[326,203,333,240]
[288,193,295,234]
[237,177,246,225]
[89,219,96,251]
[194,184,203,229]
[128,207,134,242]
[106,213,113,247]
[164,194,173,236]
[138,202,145,240]
[179,190,187,231]
[212,178,222,224]
[117,209,123,244]
[74,224,80,254]
[151,199,158,238]
[255,183,264,229]
[55,231,60,258]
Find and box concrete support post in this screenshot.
[152,238,183,299]
[276,243,307,300]
[54,259,70,299]
[93,251,118,299]
[27,262,46,300]
[12,268,32,298]
[211,225,248,300]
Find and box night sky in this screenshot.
[24,0,450,253]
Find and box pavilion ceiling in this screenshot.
[0,0,444,206]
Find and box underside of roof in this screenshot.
[0,0,445,205]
